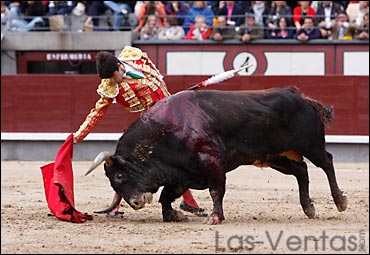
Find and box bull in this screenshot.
[86,87,347,224]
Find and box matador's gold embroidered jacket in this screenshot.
[74,46,171,143]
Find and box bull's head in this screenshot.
[86,151,153,210]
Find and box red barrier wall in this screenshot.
[1,75,368,135]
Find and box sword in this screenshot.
[187,63,253,90]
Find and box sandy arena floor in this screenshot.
[1,161,369,254]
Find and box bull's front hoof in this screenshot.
[207,215,224,225]
[335,195,348,212]
[304,205,316,219]
[162,210,188,222]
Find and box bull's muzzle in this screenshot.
[129,192,153,210]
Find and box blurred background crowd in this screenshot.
[1,1,368,42]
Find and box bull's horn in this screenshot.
[94,193,122,214]
[85,151,112,176]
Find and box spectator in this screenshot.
[140,14,159,40]
[48,1,75,16]
[293,1,316,31]
[339,1,351,10]
[7,15,44,32]
[316,1,344,26]
[251,1,270,28]
[266,1,293,30]
[83,1,107,29]
[82,16,94,31]
[70,2,87,32]
[264,1,273,9]
[239,1,253,12]
[211,15,236,41]
[103,1,136,31]
[235,13,265,43]
[267,16,295,39]
[165,1,189,26]
[287,1,299,11]
[184,14,212,40]
[310,1,320,12]
[354,12,369,40]
[5,1,21,18]
[315,1,344,39]
[183,1,214,34]
[210,1,253,14]
[294,16,322,41]
[158,16,185,40]
[20,1,46,30]
[327,11,357,40]
[212,1,246,27]
[346,1,369,26]
[135,1,166,33]
[21,1,46,16]
[5,1,44,32]
[1,1,11,31]
[313,1,350,11]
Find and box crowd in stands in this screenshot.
[1,1,369,42]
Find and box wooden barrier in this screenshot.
[1,75,368,136]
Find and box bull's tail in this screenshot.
[289,86,334,127]
[305,97,334,127]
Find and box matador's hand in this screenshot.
[72,134,78,144]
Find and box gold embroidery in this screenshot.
[122,89,136,101]
[118,46,143,61]
[136,79,144,86]
[74,97,111,143]
[128,105,146,112]
[147,80,158,92]
[127,97,141,107]
[120,81,131,92]
[159,82,171,96]
[97,79,118,98]
[142,94,154,107]
[123,51,164,84]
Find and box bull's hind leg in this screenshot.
[159,186,188,222]
[267,157,316,219]
[307,151,347,212]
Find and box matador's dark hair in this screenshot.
[96,51,119,79]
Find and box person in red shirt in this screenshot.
[74,46,207,217]
[184,15,212,40]
[293,1,316,31]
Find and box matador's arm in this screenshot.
[73,96,112,144]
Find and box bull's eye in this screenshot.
[115,173,123,182]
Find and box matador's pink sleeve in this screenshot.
[73,96,111,143]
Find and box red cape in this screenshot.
[40,134,93,223]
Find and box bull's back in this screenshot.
[146,87,317,131]
[143,87,324,154]
[148,87,301,119]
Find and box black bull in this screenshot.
[87,87,347,224]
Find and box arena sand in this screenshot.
[1,161,369,254]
